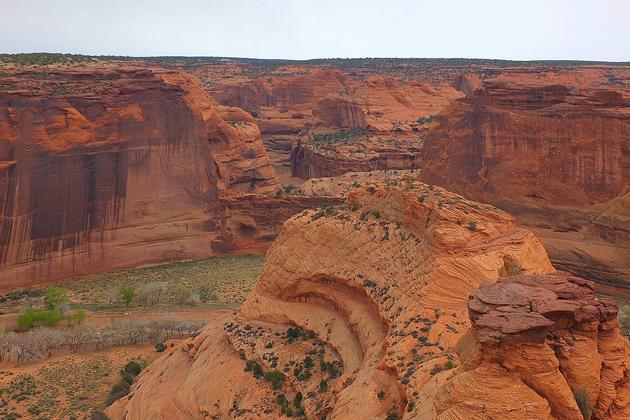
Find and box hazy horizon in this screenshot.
[1,0,629,62]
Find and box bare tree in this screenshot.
[0,338,10,362]
[11,333,38,363]
[33,328,63,358]
[151,282,168,305]
[65,327,93,353]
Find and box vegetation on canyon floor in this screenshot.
[0,255,264,314]
[0,255,264,417]
[0,346,152,420]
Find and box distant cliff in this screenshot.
[0,66,283,288]
[421,67,630,294]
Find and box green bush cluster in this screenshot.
[312,128,366,144]
[245,359,285,389]
[17,309,62,330]
[573,389,593,420]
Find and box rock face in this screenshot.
[290,131,425,179]
[107,179,630,419]
[421,67,630,294]
[441,272,630,419]
[194,64,463,162]
[0,66,282,288]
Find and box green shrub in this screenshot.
[67,309,86,326]
[377,391,385,400]
[263,370,284,389]
[121,371,135,385]
[252,362,264,378]
[467,221,477,231]
[319,379,328,392]
[106,381,130,405]
[123,360,142,376]
[155,343,166,352]
[17,311,35,330]
[119,285,136,307]
[90,410,109,420]
[17,308,62,330]
[197,286,216,303]
[573,389,593,419]
[44,287,68,311]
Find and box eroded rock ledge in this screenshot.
[443,272,629,419]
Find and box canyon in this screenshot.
[0,55,629,419]
[194,61,630,294]
[421,67,630,295]
[1,58,628,297]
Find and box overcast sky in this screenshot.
[1,0,628,61]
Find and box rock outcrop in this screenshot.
[421,67,630,294]
[290,131,425,179]
[0,65,283,288]
[105,179,630,419]
[433,272,630,419]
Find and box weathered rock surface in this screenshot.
[421,67,630,294]
[437,271,630,419]
[194,64,463,162]
[290,130,425,179]
[0,65,283,287]
[106,179,626,419]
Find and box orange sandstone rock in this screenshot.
[0,65,284,287]
[107,181,574,419]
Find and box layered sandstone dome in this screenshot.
[107,179,629,419]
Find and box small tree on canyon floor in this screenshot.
[119,285,136,307]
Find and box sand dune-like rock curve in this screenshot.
[103,179,630,419]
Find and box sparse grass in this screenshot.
[0,348,155,419]
[573,388,593,419]
[0,255,264,313]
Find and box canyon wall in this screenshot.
[0,66,284,288]
[107,179,630,419]
[421,67,630,294]
[193,64,463,161]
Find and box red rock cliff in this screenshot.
[0,65,282,288]
[421,67,630,294]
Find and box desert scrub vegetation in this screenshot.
[0,318,204,364]
[616,298,630,338]
[0,53,101,66]
[312,128,367,144]
[0,348,154,419]
[0,255,264,314]
[573,388,593,419]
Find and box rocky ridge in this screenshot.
[104,180,630,419]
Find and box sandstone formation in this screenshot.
[290,130,425,179]
[193,64,463,162]
[0,65,284,288]
[105,179,630,419]
[421,67,630,294]
[440,272,630,419]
